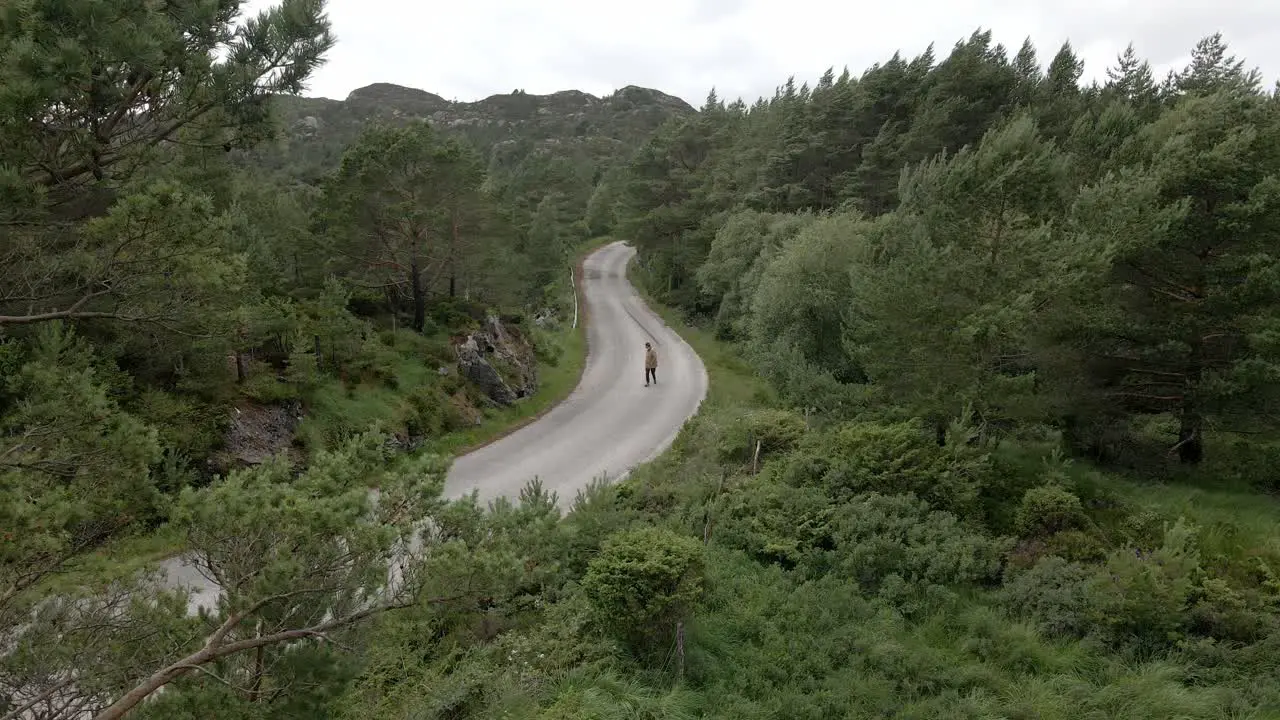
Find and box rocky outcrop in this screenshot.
[455,314,538,407]
[211,401,304,473]
[210,315,543,471]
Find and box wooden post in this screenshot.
[675,621,685,681]
[570,265,579,330]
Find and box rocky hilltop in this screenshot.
[248,82,696,182]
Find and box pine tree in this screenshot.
[900,30,1018,166]
[1052,92,1280,463]
[1105,43,1160,110]
[1171,33,1263,98]
[847,115,1079,437]
[321,123,490,332]
[0,0,332,328]
[1011,37,1042,106]
[1035,41,1086,141]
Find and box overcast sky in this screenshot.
[245,0,1280,106]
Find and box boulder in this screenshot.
[454,314,538,406]
[457,335,516,406]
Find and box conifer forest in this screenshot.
[1,1,1279,717]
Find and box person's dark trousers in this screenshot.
[645,368,657,385]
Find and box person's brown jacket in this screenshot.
[644,347,658,369]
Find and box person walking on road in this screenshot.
[644,342,658,386]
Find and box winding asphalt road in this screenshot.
[163,240,707,611]
[442,240,707,508]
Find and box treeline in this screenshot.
[609,30,1280,470]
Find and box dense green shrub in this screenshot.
[1000,555,1097,637]
[716,408,808,466]
[1015,482,1088,537]
[779,419,991,517]
[581,526,705,659]
[1087,518,1202,648]
[824,493,1011,605]
[1040,529,1109,563]
[404,384,449,437]
[714,476,835,572]
[241,362,304,403]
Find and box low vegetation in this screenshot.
[1,1,1277,717]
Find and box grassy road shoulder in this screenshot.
[426,236,610,457]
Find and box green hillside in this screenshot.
[1,1,1278,717]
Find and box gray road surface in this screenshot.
[162,240,707,611]
[442,240,708,507]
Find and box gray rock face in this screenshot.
[293,115,321,136]
[457,335,515,406]
[216,400,304,470]
[454,315,538,406]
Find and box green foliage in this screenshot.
[715,408,808,465]
[581,526,705,658]
[5,8,1280,717]
[825,493,1010,608]
[0,0,334,202]
[697,209,817,340]
[779,419,991,517]
[846,116,1084,432]
[1086,518,1203,648]
[0,324,163,616]
[715,476,834,571]
[1015,483,1088,537]
[319,122,503,331]
[1000,555,1098,637]
[1048,90,1280,464]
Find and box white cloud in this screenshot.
[244,0,1280,105]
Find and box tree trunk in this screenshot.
[235,326,248,383]
[675,621,685,680]
[1178,338,1205,464]
[410,258,425,333]
[248,622,264,703]
[1177,410,1204,464]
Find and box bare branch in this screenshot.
[92,591,471,720]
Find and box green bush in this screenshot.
[1087,518,1202,648]
[1187,575,1271,642]
[715,476,835,573]
[349,335,405,386]
[133,388,226,459]
[529,326,565,366]
[241,365,303,404]
[824,492,1011,601]
[1000,555,1097,637]
[1014,483,1088,537]
[1199,438,1280,493]
[404,384,448,437]
[581,526,705,659]
[283,345,323,392]
[779,419,991,517]
[1041,528,1108,563]
[716,409,808,466]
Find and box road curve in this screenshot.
[161,241,706,611]
[443,240,708,509]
